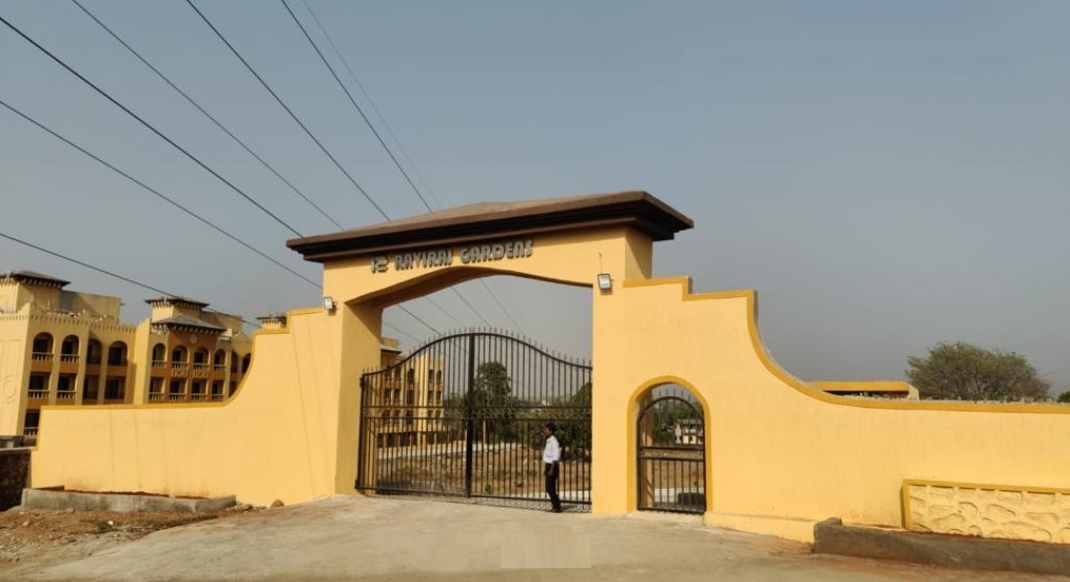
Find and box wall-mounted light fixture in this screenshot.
[322,296,336,312]
[596,273,613,292]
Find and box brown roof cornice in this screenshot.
[287,191,693,263]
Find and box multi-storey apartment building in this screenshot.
[0,271,253,444]
[0,269,444,448]
[371,338,447,448]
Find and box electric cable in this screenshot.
[0,13,304,238]
[69,0,343,230]
[184,0,388,220]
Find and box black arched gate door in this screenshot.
[636,385,706,513]
[356,331,591,510]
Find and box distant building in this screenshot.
[0,271,253,445]
[0,269,421,447]
[809,380,919,400]
[673,418,704,445]
[372,341,447,448]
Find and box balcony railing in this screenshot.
[168,394,184,402]
[193,364,210,378]
[152,360,168,369]
[56,390,76,401]
[32,352,53,362]
[23,427,38,438]
[148,393,165,402]
[60,354,79,364]
[172,362,190,377]
[191,393,208,402]
[28,389,49,400]
[210,393,226,402]
[213,364,226,371]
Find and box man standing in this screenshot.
[542,423,562,513]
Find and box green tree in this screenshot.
[906,342,1051,401]
[469,361,517,442]
[1057,391,1070,404]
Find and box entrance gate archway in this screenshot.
[636,384,706,514]
[356,331,592,510]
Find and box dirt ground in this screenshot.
[7,496,1070,582]
[0,504,260,576]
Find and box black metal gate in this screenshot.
[636,384,706,513]
[356,331,591,510]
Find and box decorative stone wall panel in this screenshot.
[904,480,1070,544]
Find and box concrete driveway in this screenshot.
[8,496,1070,582]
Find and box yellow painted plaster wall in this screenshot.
[31,307,341,504]
[27,223,1070,546]
[594,278,1070,541]
[0,315,29,435]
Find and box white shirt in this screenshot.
[543,435,561,464]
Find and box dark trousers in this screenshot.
[545,463,561,511]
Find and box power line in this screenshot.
[69,0,343,231]
[0,98,320,289]
[283,0,526,335]
[280,0,433,213]
[299,0,444,210]
[184,0,388,221]
[0,13,303,238]
[0,230,261,329]
[2,97,437,337]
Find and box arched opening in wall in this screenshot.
[357,274,591,512]
[32,333,53,357]
[193,348,209,365]
[635,382,706,514]
[107,342,128,367]
[171,346,188,369]
[151,343,166,364]
[87,339,102,365]
[60,335,79,362]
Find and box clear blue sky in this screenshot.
[2,1,1069,390]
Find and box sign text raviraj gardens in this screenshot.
[370,239,534,273]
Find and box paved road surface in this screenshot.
[7,496,1070,582]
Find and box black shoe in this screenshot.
[552,506,562,513]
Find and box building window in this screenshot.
[406,369,415,385]
[57,374,76,399]
[104,377,125,400]
[213,350,226,367]
[149,377,164,394]
[241,354,251,374]
[32,332,53,355]
[152,343,166,362]
[83,375,99,400]
[211,380,224,397]
[231,351,239,373]
[28,373,49,398]
[193,349,209,365]
[60,335,79,359]
[87,339,102,365]
[107,342,128,366]
[23,410,40,443]
[172,345,188,363]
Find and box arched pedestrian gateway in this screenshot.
[29,191,1070,544]
[635,382,706,514]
